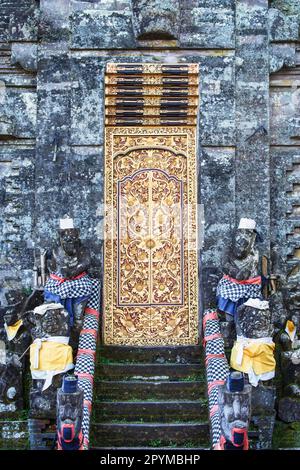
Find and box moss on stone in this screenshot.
[272,420,300,449]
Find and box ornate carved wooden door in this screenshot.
[104,64,199,346]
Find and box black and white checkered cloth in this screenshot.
[73,277,100,450]
[203,309,229,448]
[216,276,261,302]
[45,272,95,298]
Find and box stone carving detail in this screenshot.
[217,372,251,450]
[0,293,33,412]
[44,217,92,350]
[230,299,275,387]
[277,316,300,422]
[29,303,74,418]
[217,218,262,322]
[11,43,37,72]
[131,0,180,40]
[57,375,83,450]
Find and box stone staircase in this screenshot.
[90,346,210,450]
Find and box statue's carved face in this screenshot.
[233,229,256,259]
[218,387,251,443]
[57,394,83,441]
[39,309,69,337]
[238,305,272,338]
[59,229,80,256]
[4,308,18,327]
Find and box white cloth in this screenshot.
[243,298,269,310]
[238,218,256,230]
[33,303,66,316]
[60,217,74,229]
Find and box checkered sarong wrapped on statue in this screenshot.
[216,274,262,317]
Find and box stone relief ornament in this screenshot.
[0,292,32,412]
[44,217,93,350]
[217,371,251,450]
[29,303,74,418]
[57,374,84,450]
[217,218,262,322]
[230,299,276,387]
[131,0,180,40]
[277,314,300,422]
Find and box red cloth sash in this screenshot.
[223,274,261,285]
[50,272,87,284]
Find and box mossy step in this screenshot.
[0,420,29,450]
[94,380,206,400]
[96,363,205,381]
[90,422,210,447]
[93,400,208,423]
[272,421,300,449]
[98,346,202,364]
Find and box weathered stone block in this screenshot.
[132,0,180,40]
[0,87,36,138]
[269,8,299,42]
[9,2,39,42]
[270,43,296,73]
[199,55,235,146]
[278,397,300,422]
[71,10,135,49]
[200,147,235,307]
[180,3,235,48]
[39,0,70,42]
[251,384,276,414]
[71,58,104,146]
[270,88,300,145]
[11,43,37,72]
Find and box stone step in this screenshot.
[90,423,210,447]
[98,346,202,364]
[93,400,208,423]
[95,380,206,400]
[96,363,204,381]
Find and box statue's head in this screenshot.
[234,230,256,259]
[58,217,80,256]
[236,299,272,338]
[0,291,25,326]
[233,218,257,259]
[33,303,69,337]
[58,228,80,256]
[3,306,19,327]
[218,372,251,449]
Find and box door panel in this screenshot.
[104,128,198,346]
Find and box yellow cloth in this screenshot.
[30,340,73,372]
[286,320,296,342]
[230,340,275,376]
[5,319,23,341]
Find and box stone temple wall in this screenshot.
[0,0,299,318]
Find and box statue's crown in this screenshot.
[238,217,256,230]
[59,216,74,230]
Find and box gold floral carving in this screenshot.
[104,127,199,346]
